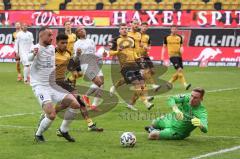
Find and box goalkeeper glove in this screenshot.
[191,117,202,127]
[172,106,184,120]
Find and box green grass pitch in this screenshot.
[0,63,240,159]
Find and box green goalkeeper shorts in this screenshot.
[152,114,173,129]
[152,115,186,140]
[159,128,185,140]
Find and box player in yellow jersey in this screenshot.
[64,21,82,86]
[55,33,103,132]
[13,22,22,81]
[108,38,126,96]
[64,21,76,56]
[161,26,191,90]
[109,20,141,95]
[139,22,161,93]
[109,20,158,102]
[127,19,142,56]
[109,20,145,94]
[105,23,154,111]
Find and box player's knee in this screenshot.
[96,80,104,87]
[177,68,183,72]
[71,99,81,109]
[48,112,56,120]
[93,77,104,87]
[71,90,78,98]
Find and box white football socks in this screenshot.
[35,117,53,136]
[92,97,101,106]
[86,83,99,96]
[23,66,29,82]
[60,108,79,133]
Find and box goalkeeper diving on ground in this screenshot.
[145,87,208,140]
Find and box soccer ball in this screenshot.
[120,132,136,147]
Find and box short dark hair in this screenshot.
[38,26,49,35]
[56,33,68,42]
[193,87,205,97]
[39,26,49,33]
[120,23,127,26]
[119,23,127,27]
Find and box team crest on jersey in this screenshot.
[39,94,44,101]
[119,38,134,49]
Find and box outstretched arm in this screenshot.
[167,94,189,120]
[191,109,208,133]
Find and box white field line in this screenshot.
[157,87,240,98]
[0,87,239,118]
[0,112,37,119]
[207,87,240,93]
[111,87,240,105]
[191,145,240,159]
[0,124,36,129]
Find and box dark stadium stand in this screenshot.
[0,0,239,10]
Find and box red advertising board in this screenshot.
[0,10,239,27]
[1,44,239,65]
[0,21,239,66]
[149,46,240,62]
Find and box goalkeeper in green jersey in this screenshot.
[145,87,208,140]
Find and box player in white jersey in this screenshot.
[29,27,81,142]
[14,23,34,84]
[73,26,104,111]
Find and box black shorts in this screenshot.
[136,56,154,69]
[121,65,143,84]
[76,65,81,72]
[56,80,76,93]
[142,56,154,69]
[170,56,183,70]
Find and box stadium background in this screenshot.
[0,1,240,159]
[0,1,239,66]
